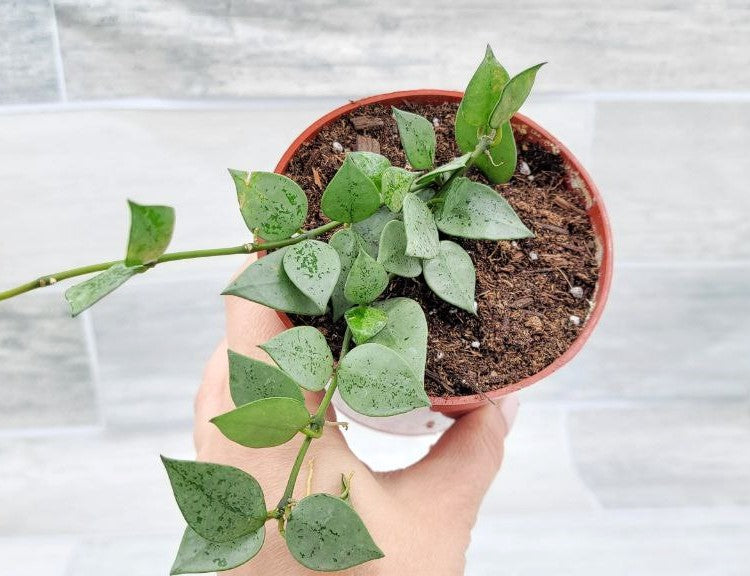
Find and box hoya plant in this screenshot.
[0,46,543,573]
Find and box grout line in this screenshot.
[48,0,68,103]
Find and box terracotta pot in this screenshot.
[273,90,613,434]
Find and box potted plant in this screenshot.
[0,46,612,573]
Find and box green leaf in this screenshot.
[328,228,360,321]
[321,155,381,223]
[377,220,422,278]
[392,107,436,170]
[161,457,266,543]
[402,193,439,259]
[436,177,533,240]
[344,249,389,305]
[64,263,143,316]
[260,326,333,391]
[381,166,417,212]
[228,349,304,406]
[229,170,307,241]
[459,45,510,126]
[489,63,546,129]
[344,306,388,345]
[171,525,265,575]
[211,397,310,448]
[125,200,175,266]
[338,342,430,416]
[286,494,383,571]
[413,153,470,187]
[351,206,399,259]
[422,240,476,314]
[368,298,428,382]
[282,240,341,310]
[349,151,391,188]
[222,247,323,315]
[456,118,517,184]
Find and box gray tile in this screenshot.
[0,292,98,430]
[54,1,750,100]
[591,101,750,262]
[525,264,750,403]
[0,0,60,103]
[0,536,77,576]
[568,402,750,508]
[65,535,176,576]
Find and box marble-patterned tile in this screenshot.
[0,536,77,576]
[54,0,750,99]
[591,101,750,262]
[0,0,60,103]
[567,402,750,508]
[0,292,98,430]
[524,265,750,403]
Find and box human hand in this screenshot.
[194,261,519,576]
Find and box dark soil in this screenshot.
[285,101,600,397]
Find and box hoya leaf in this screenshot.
[413,153,471,188]
[456,118,517,184]
[344,249,389,305]
[368,297,428,382]
[352,206,399,259]
[286,494,383,571]
[328,228,360,320]
[349,151,391,188]
[436,177,533,240]
[229,170,307,241]
[170,525,265,575]
[381,166,417,213]
[161,457,266,543]
[321,155,381,223]
[402,193,439,259]
[422,240,476,314]
[211,397,310,448]
[282,240,341,310]
[459,45,510,127]
[392,107,436,170]
[344,305,388,345]
[489,63,546,129]
[125,200,175,266]
[222,247,324,315]
[228,349,304,406]
[65,263,143,317]
[259,326,333,391]
[337,342,430,416]
[377,220,422,278]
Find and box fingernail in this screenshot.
[499,394,519,437]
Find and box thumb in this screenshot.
[382,395,519,526]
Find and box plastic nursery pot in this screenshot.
[273,90,613,435]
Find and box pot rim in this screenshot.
[273,89,614,411]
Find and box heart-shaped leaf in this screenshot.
[413,153,470,188]
[352,206,399,259]
[286,494,383,571]
[161,457,266,543]
[422,240,476,314]
[222,247,323,315]
[229,170,307,241]
[381,166,417,212]
[125,200,175,266]
[344,305,388,345]
[228,350,304,406]
[456,118,517,183]
[368,298,428,382]
[489,63,546,129]
[65,263,144,317]
[321,155,381,223]
[377,220,422,278]
[171,525,265,575]
[260,326,333,391]
[349,151,391,188]
[402,193,439,259]
[436,177,533,240]
[344,249,389,305]
[328,228,360,320]
[459,45,510,127]
[282,240,341,310]
[392,107,436,170]
[211,397,310,448]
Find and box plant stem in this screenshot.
[0,220,343,303]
